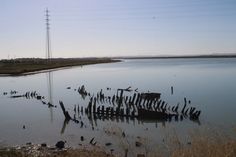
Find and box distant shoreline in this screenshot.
[114,54,236,59]
[0,58,120,76]
[1,55,235,76]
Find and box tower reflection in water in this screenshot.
[46,72,54,123]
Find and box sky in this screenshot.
[0,0,236,59]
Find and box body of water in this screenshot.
[0,58,236,155]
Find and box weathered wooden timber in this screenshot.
[59,101,71,121]
[117,86,132,92]
[140,92,161,101]
[9,91,56,108]
[137,108,175,120]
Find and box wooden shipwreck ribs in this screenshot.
[60,86,202,125]
[9,91,55,108]
[59,101,71,121]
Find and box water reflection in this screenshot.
[46,72,54,123]
[8,72,57,112]
[1,58,236,148]
[61,119,70,134]
[58,85,201,134]
[6,81,201,137]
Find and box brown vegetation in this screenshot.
[123,127,236,157]
[0,58,119,75]
[170,133,236,157]
[52,149,114,157]
[1,131,236,157]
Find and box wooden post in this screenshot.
[93,98,97,113]
[59,101,71,120]
[135,93,140,106]
[131,93,136,105]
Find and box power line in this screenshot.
[46,8,52,59]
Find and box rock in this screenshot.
[16,146,21,150]
[137,154,145,157]
[41,143,47,147]
[80,136,84,141]
[49,147,56,150]
[135,141,142,147]
[26,142,32,145]
[110,149,114,154]
[105,142,112,146]
[122,132,126,137]
[55,141,66,149]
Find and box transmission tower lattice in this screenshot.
[45,8,52,59]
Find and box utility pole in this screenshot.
[46,9,54,122]
[45,8,52,59]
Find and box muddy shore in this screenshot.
[1,130,236,157]
[0,145,114,157]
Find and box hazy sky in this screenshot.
[1,0,236,59]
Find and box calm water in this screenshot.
[0,58,236,154]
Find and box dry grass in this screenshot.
[144,127,236,157]
[102,124,236,157]
[46,149,114,157]
[171,134,236,157]
[167,127,236,157]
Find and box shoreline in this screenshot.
[1,128,236,157]
[114,55,236,60]
[0,143,114,157]
[1,55,234,76]
[0,58,120,76]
